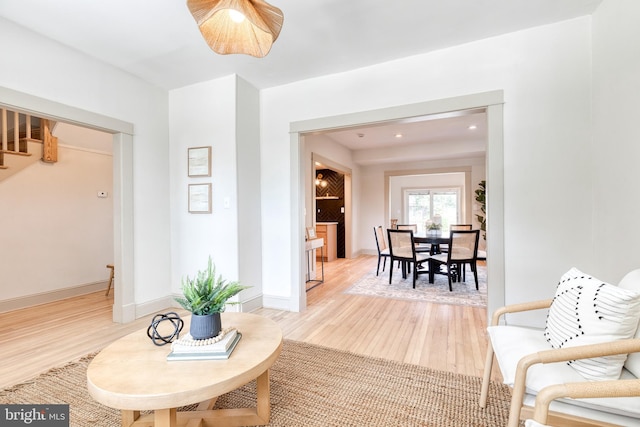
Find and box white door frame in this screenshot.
[0,86,135,323]
[290,91,505,318]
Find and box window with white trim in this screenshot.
[404,188,460,233]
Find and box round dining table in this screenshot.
[413,232,450,254]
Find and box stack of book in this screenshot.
[167,329,242,361]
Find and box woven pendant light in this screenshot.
[187,0,284,58]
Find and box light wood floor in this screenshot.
[0,255,499,389]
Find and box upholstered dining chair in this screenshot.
[387,229,429,288]
[450,224,472,230]
[373,226,391,276]
[440,224,472,253]
[396,224,417,232]
[428,229,479,291]
[397,224,430,253]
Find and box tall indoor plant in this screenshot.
[175,257,249,339]
[475,180,486,240]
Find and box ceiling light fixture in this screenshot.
[395,133,403,138]
[315,173,328,188]
[468,125,477,130]
[187,0,284,58]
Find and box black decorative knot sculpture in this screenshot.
[146,312,184,346]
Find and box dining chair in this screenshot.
[441,224,472,253]
[450,224,472,231]
[373,226,391,276]
[428,229,479,291]
[397,224,430,253]
[396,224,417,232]
[387,229,430,288]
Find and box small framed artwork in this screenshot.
[306,227,317,240]
[188,183,212,213]
[188,146,211,177]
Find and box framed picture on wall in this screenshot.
[188,183,212,213]
[188,146,211,177]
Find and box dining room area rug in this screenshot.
[344,264,487,307]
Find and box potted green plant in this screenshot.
[427,222,442,236]
[475,180,486,240]
[175,257,249,340]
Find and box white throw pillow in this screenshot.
[544,268,640,381]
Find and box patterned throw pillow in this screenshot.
[544,268,640,381]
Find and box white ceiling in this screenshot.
[0,0,602,91]
[0,0,601,157]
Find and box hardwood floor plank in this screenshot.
[0,255,501,390]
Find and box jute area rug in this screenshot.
[345,264,487,308]
[0,340,511,426]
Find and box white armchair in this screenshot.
[479,268,640,427]
[525,378,640,427]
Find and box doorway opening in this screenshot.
[0,87,135,323]
[304,153,353,287]
[290,91,504,316]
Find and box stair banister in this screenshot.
[13,110,18,149]
[26,114,31,139]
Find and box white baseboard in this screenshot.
[241,294,263,312]
[262,294,292,311]
[135,295,177,319]
[0,281,108,314]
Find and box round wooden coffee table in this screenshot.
[87,312,283,427]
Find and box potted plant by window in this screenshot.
[175,257,249,340]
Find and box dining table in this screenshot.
[413,232,450,255]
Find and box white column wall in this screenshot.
[169,76,241,296]
[261,17,594,320]
[592,0,640,281]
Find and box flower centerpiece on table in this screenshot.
[427,215,443,236]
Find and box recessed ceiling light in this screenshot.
[468,125,477,130]
[395,133,403,138]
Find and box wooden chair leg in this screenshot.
[479,343,495,408]
[376,256,382,276]
[105,264,115,296]
[472,261,479,289]
[412,262,417,288]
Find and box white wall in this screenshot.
[0,17,171,314]
[261,17,594,319]
[592,0,640,281]
[169,76,239,293]
[169,75,262,309]
[0,124,113,305]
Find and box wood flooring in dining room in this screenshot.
[0,255,499,390]
[254,255,497,380]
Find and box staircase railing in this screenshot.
[0,108,56,172]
